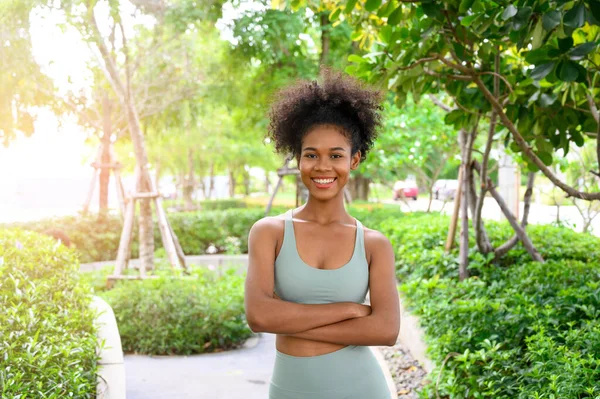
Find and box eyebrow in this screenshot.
[302,147,347,152]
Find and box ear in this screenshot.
[350,151,361,170]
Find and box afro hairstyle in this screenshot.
[267,68,383,162]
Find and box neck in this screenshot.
[297,191,350,225]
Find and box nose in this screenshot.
[314,157,332,171]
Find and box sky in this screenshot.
[0,1,259,222]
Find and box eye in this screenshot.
[331,154,343,159]
[304,153,317,159]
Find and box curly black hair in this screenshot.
[267,68,383,162]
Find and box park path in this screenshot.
[124,333,275,399]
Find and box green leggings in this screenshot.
[269,345,391,399]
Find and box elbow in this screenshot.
[382,322,400,346]
[246,311,267,333]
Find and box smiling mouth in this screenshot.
[311,177,336,184]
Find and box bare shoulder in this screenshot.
[249,214,286,240]
[363,226,393,248]
[363,226,394,262]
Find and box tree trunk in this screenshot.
[209,163,215,199]
[458,127,473,281]
[458,163,470,281]
[244,168,251,197]
[88,10,156,272]
[265,172,271,194]
[99,93,112,216]
[350,174,370,201]
[229,169,236,198]
[183,148,195,211]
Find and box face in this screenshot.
[298,124,361,201]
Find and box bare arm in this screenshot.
[244,217,370,334]
[282,230,400,346]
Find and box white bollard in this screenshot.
[498,152,520,220]
[91,296,126,399]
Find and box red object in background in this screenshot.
[393,181,419,201]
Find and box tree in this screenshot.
[323,0,600,273]
[366,93,459,211]
[0,0,54,146]
[30,0,227,271]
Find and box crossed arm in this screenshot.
[244,217,400,347]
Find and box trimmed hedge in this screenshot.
[99,267,252,355]
[0,229,99,398]
[6,204,401,264]
[372,213,600,399]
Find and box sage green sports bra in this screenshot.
[273,209,369,305]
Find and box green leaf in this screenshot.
[452,42,468,61]
[461,14,479,27]
[378,25,393,44]
[459,0,475,13]
[530,62,555,80]
[329,8,342,22]
[537,151,553,166]
[531,19,544,49]
[590,1,600,23]
[445,109,463,125]
[502,4,518,20]
[422,2,441,18]
[344,0,359,14]
[348,54,366,64]
[525,47,551,64]
[563,3,586,28]
[512,7,533,31]
[542,10,561,31]
[351,30,363,41]
[387,7,403,25]
[365,0,382,12]
[569,42,598,59]
[558,37,574,53]
[556,60,579,82]
[570,129,584,146]
[539,93,557,107]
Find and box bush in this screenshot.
[0,229,99,398]
[4,213,139,264]
[100,267,252,355]
[199,199,247,210]
[376,213,600,399]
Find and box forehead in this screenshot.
[302,125,351,149]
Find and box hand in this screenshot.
[355,304,372,318]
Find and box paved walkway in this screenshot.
[125,333,275,399]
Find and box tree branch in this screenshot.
[477,71,514,94]
[472,74,600,200]
[397,56,438,70]
[473,161,543,262]
[428,94,455,112]
[432,53,472,74]
[423,69,473,81]
[495,172,536,257]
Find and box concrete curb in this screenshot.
[91,296,126,399]
[370,346,398,398]
[398,294,434,373]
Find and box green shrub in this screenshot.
[4,213,139,264]
[377,213,600,399]
[100,267,252,355]
[0,229,99,398]
[199,199,247,210]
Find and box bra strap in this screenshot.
[355,219,366,260]
[283,209,296,250]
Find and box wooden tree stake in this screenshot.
[445,166,463,252]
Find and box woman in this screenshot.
[245,69,400,398]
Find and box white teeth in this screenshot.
[313,178,335,184]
